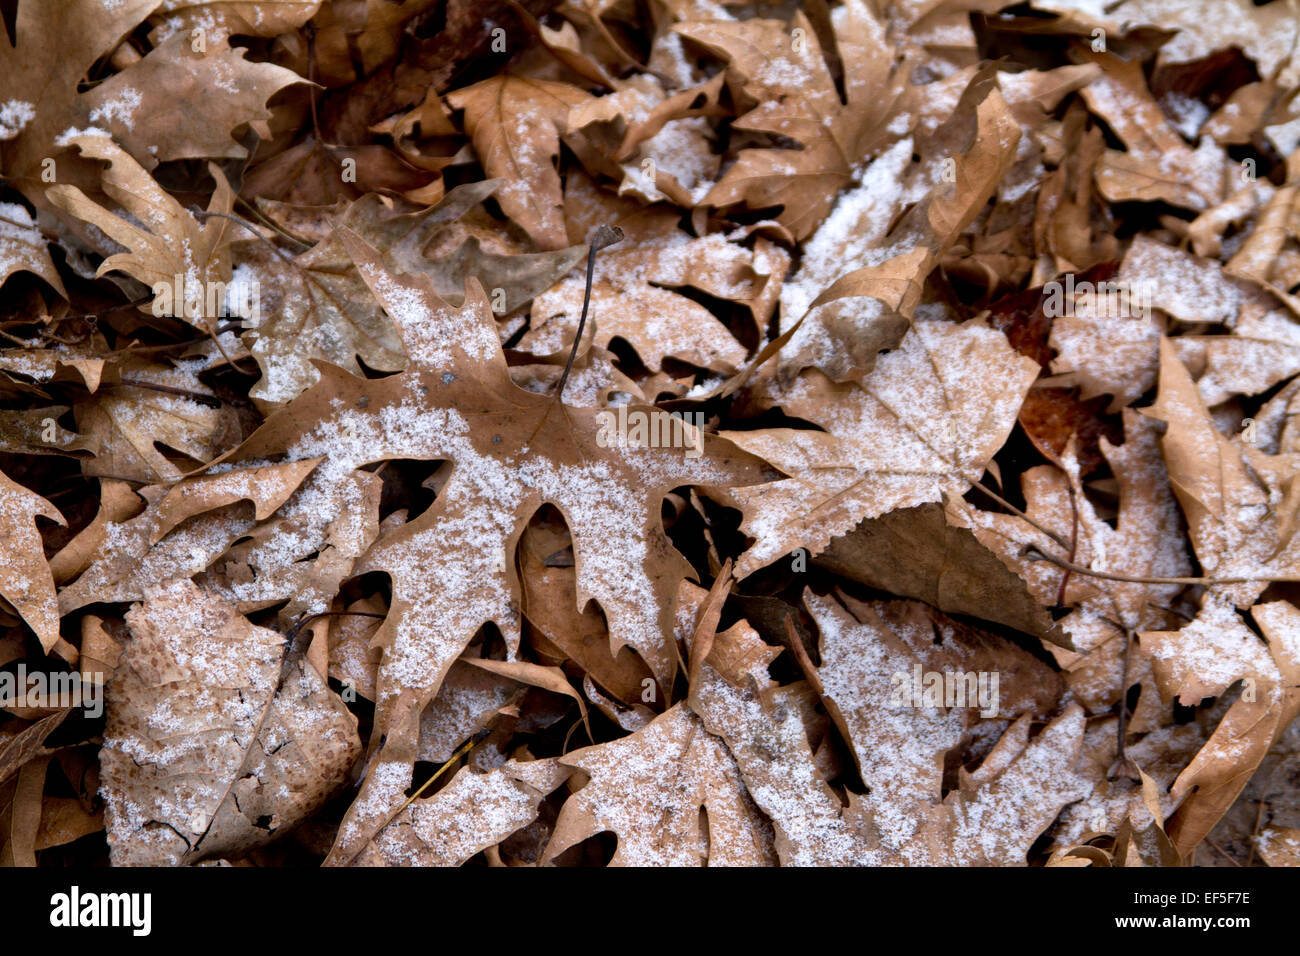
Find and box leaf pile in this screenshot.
[3,0,1300,867]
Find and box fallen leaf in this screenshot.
[100,579,361,865]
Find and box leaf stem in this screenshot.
[971,479,1073,551]
[1023,545,1276,585]
[554,224,623,403]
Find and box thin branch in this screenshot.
[1205,838,1242,867]
[194,210,298,264]
[235,194,314,250]
[554,224,623,403]
[338,730,487,867]
[1246,800,1268,867]
[972,479,1072,551]
[1023,545,1277,585]
[1146,600,1194,623]
[1056,484,1079,605]
[114,378,222,405]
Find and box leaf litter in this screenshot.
[1,0,1299,869]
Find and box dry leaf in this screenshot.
[719,319,1039,578]
[0,467,65,651]
[101,579,361,865]
[547,703,776,865]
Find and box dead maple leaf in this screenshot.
[774,77,1023,380]
[676,0,909,240]
[717,318,1039,579]
[947,409,1193,719]
[352,757,568,866]
[0,202,66,298]
[58,460,320,614]
[238,182,584,405]
[687,595,1091,865]
[520,204,783,375]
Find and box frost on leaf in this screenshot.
[718,319,1039,578]
[101,580,361,866]
[48,133,236,332]
[547,703,777,866]
[228,233,769,864]
[0,467,65,651]
[1139,599,1300,856]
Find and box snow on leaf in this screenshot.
[356,757,568,867]
[1139,598,1300,856]
[687,600,1091,865]
[227,232,770,864]
[677,0,910,240]
[0,467,65,651]
[81,32,306,170]
[47,133,236,332]
[521,206,783,374]
[58,460,321,613]
[547,703,777,866]
[1147,337,1300,605]
[101,579,361,865]
[447,76,596,250]
[718,319,1039,578]
[240,183,585,405]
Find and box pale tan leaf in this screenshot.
[101,579,361,865]
[0,467,65,651]
[547,703,777,866]
[719,319,1039,578]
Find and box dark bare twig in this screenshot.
[554,224,623,403]
[1056,484,1079,606]
[1246,800,1268,867]
[114,378,222,406]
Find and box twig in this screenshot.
[1023,545,1276,585]
[554,224,623,403]
[1205,838,1242,867]
[1056,484,1079,605]
[972,479,1072,551]
[278,610,387,680]
[194,210,299,264]
[1146,600,1195,623]
[337,730,487,867]
[188,609,387,859]
[394,734,482,812]
[235,195,314,250]
[303,23,346,154]
[114,378,222,405]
